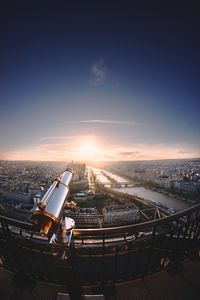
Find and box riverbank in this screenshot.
[113,186,191,211]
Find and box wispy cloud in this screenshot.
[118,151,141,156]
[64,119,144,126]
[91,58,106,85]
[40,135,95,141]
[175,149,193,154]
[40,136,74,141]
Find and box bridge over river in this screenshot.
[90,167,130,185]
[89,167,191,212]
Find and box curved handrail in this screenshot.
[0,214,35,230]
[74,202,200,236]
[0,202,199,237]
[0,202,200,286]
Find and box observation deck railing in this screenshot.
[0,203,200,286]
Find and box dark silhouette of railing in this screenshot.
[0,203,200,287]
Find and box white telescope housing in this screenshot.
[32,169,73,236]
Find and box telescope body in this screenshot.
[32,170,73,235]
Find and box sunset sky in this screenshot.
[1,1,200,162]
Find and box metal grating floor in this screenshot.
[0,258,200,300]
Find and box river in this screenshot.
[91,167,191,212]
[113,186,190,211]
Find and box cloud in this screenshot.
[118,151,141,156]
[40,135,95,141]
[64,119,144,126]
[40,136,74,141]
[175,150,193,154]
[91,58,106,85]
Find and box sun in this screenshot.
[79,142,98,160]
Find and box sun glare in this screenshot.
[79,142,98,160]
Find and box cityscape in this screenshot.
[1,1,200,300]
[0,158,200,299]
[0,158,199,229]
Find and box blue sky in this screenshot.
[0,1,200,161]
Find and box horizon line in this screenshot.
[1,157,199,163]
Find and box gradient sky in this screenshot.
[1,1,200,161]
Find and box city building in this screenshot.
[103,204,139,225]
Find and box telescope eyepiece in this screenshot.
[37,200,46,210]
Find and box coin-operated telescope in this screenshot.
[32,169,77,260]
